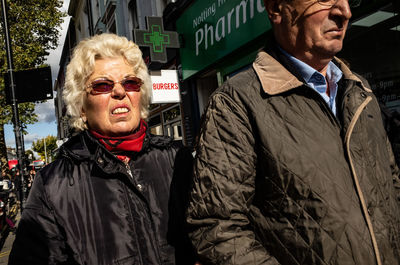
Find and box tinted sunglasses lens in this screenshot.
[91,81,114,94]
[122,77,142,92]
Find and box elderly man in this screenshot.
[186,0,400,264]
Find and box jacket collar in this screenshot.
[60,128,173,163]
[253,48,372,95]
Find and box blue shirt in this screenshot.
[278,47,343,116]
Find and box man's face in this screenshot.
[271,0,352,68]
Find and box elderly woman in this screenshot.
[9,34,181,264]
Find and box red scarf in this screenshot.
[90,120,147,162]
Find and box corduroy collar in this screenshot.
[252,46,372,95]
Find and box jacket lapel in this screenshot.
[252,48,372,96]
[252,50,303,95]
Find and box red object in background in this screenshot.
[7,160,18,170]
[32,160,45,170]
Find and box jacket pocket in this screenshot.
[114,255,140,265]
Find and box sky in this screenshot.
[5,0,71,152]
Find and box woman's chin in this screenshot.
[108,126,138,137]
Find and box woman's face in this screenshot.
[82,57,142,137]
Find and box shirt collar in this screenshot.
[326,62,343,87]
[277,45,343,87]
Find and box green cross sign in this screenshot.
[144,25,170,53]
[134,17,180,63]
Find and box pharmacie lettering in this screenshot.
[195,0,265,56]
[193,3,216,29]
[153,83,179,90]
[218,0,227,7]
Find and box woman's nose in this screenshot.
[111,82,126,98]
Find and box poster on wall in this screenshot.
[150,70,181,104]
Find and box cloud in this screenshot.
[38,0,71,125]
[46,16,71,82]
[46,0,71,82]
[35,99,57,123]
[23,133,41,146]
[5,132,40,151]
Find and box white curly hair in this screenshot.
[63,33,151,132]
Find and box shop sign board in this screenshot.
[176,0,271,80]
[135,17,180,63]
[150,70,181,103]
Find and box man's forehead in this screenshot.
[264,0,317,11]
[280,0,360,8]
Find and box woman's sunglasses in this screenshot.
[86,76,143,95]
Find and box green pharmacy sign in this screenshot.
[134,17,180,63]
[176,0,271,80]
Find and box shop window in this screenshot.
[107,16,116,33]
[149,104,161,111]
[150,125,163,135]
[148,114,162,135]
[148,114,161,127]
[101,0,116,33]
[147,104,183,140]
[339,1,400,163]
[163,105,182,140]
[163,105,180,123]
[164,122,183,140]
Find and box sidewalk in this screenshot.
[0,229,15,264]
[0,211,20,264]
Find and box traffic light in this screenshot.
[4,66,53,104]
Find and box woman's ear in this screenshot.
[264,0,284,24]
[81,108,87,123]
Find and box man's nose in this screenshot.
[332,0,352,20]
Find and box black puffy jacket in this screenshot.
[10,130,179,265]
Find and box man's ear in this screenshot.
[264,0,283,24]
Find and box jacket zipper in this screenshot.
[121,158,133,179]
[125,163,133,178]
[121,159,164,264]
[307,83,381,264]
[344,95,382,265]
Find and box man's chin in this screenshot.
[316,43,343,59]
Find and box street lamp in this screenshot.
[43,137,47,164]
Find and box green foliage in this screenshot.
[0,0,65,166]
[32,135,57,162]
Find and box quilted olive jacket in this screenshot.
[187,46,400,265]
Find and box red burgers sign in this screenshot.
[150,70,181,103]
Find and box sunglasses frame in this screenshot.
[86,76,143,95]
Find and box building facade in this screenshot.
[55,0,400,162]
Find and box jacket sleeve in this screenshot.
[186,91,280,265]
[9,172,76,265]
[386,135,400,200]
